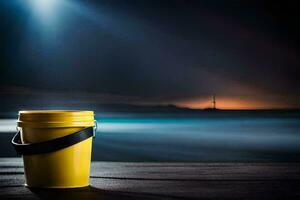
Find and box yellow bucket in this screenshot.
[12,110,96,188]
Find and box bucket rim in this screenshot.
[18,110,95,128]
[19,110,94,114]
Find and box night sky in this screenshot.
[0,0,299,110]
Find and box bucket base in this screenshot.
[24,183,90,189]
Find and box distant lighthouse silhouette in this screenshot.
[204,94,218,110]
[212,94,216,109]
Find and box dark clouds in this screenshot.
[0,0,299,108]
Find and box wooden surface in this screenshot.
[1,158,300,199]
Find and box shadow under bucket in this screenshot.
[12,110,96,188]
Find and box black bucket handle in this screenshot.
[12,125,97,156]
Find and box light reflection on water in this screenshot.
[94,117,300,161]
[1,115,300,161]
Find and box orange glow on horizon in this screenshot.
[175,96,292,110]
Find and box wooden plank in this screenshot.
[1,158,300,199]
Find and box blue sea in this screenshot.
[1,111,300,162]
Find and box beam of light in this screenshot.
[25,0,113,30]
[0,119,16,133]
[92,118,300,161]
[28,0,60,24]
[23,0,75,49]
[29,0,58,14]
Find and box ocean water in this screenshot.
[1,111,300,162]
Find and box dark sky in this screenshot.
[0,0,299,109]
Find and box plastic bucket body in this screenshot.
[17,110,95,188]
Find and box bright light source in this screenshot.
[28,0,60,23]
